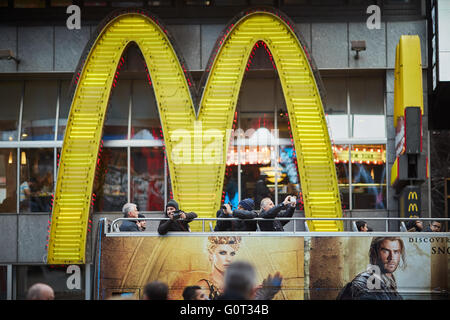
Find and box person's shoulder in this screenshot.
[347,271,372,291]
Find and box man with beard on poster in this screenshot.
[337,237,406,300]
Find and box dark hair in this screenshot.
[182,285,202,300]
[356,220,367,231]
[143,281,168,300]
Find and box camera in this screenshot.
[172,210,182,220]
[290,196,297,205]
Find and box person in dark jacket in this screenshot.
[158,199,197,235]
[215,199,258,231]
[405,215,423,232]
[119,203,144,232]
[232,198,258,231]
[423,220,442,232]
[258,196,295,232]
[214,203,233,232]
[337,237,405,300]
[254,173,271,210]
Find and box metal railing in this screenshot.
[107,216,450,234]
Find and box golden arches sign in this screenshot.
[48,8,342,264]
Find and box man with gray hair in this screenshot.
[26,283,55,300]
[119,203,145,232]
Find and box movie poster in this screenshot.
[307,236,449,300]
[98,236,305,300]
[97,235,449,300]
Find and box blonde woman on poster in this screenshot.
[197,236,242,299]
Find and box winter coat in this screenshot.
[336,271,403,300]
[214,208,258,231]
[119,219,140,232]
[157,211,197,235]
[258,203,295,231]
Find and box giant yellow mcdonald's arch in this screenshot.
[48,8,342,264]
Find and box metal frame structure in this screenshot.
[108,216,450,234]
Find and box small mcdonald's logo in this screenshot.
[408,203,418,212]
[408,191,418,200]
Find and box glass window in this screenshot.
[322,77,347,114]
[103,80,130,141]
[93,148,127,212]
[239,112,275,209]
[277,111,302,209]
[333,144,350,210]
[0,81,22,141]
[19,149,54,213]
[21,81,58,141]
[15,265,85,300]
[240,79,276,112]
[58,80,72,140]
[353,115,386,139]
[0,266,6,300]
[351,144,386,209]
[326,114,350,140]
[0,149,17,213]
[348,76,384,115]
[222,165,239,210]
[131,80,162,141]
[130,147,164,211]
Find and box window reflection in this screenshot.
[21,81,57,141]
[332,144,351,210]
[238,112,275,209]
[322,77,347,115]
[57,80,71,140]
[351,144,386,209]
[349,77,384,115]
[0,81,22,141]
[222,166,239,210]
[277,111,302,209]
[130,147,164,211]
[93,148,127,212]
[103,80,130,141]
[19,149,53,213]
[0,149,17,213]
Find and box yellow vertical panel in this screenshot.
[391,35,423,187]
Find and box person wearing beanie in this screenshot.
[231,198,258,231]
[158,199,198,235]
[215,198,258,232]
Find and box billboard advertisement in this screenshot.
[96,235,449,300]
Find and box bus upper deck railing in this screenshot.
[106,217,450,235]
